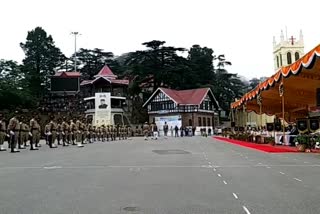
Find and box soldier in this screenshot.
[8,113,20,153]
[0,113,7,151]
[45,121,50,145]
[113,125,117,141]
[143,122,150,140]
[57,119,62,145]
[24,119,30,147]
[124,125,128,140]
[92,126,97,142]
[97,126,101,141]
[81,120,87,144]
[61,117,69,146]
[101,125,106,142]
[87,122,94,143]
[69,119,76,145]
[29,115,39,150]
[127,125,132,139]
[49,116,58,148]
[18,118,27,149]
[106,125,110,142]
[75,119,84,147]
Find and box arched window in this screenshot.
[295,52,300,61]
[287,52,292,64]
[207,118,211,127]
[198,117,202,126]
[188,119,192,126]
[279,54,283,66]
[276,56,279,68]
[203,117,206,126]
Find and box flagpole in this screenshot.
[281,77,286,145]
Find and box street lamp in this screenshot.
[71,32,81,72]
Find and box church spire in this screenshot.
[273,36,276,47]
[299,29,303,41]
[280,30,284,42]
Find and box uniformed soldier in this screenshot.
[23,119,30,147]
[69,120,76,145]
[113,125,117,141]
[88,123,94,143]
[143,122,150,140]
[106,125,110,142]
[18,118,27,149]
[0,113,7,151]
[8,113,20,153]
[75,119,84,147]
[92,126,97,142]
[45,121,50,145]
[61,117,69,146]
[49,116,58,148]
[97,126,101,141]
[57,119,62,145]
[29,115,39,150]
[127,125,132,139]
[81,120,87,144]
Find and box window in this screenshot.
[203,117,206,126]
[113,114,123,125]
[276,56,279,68]
[189,119,192,126]
[280,54,282,66]
[198,117,202,126]
[207,118,211,126]
[287,52,292,64]
[295,52,300,61]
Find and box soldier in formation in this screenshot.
[0,112,137,153]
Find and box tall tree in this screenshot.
[125,40,188,91]
[72,48,121,79]
[20,27,65,96]
[0,60,34,109]
[249,77,260,90]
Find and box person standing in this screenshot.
[163,122,168,137]
[170,126,174,137]
[8,113,20,153]
[0,113,7,151]
[29,114,40,150]
[174,125,179,137]
[18,118,26,149]
[152,123,158,140]
[75,119,84,147]
[61,117,69,146]
[143,122,150,140]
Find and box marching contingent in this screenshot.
[0,112,131,153]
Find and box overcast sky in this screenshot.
[1,0,319,79]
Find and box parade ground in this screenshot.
[0,137,320,214]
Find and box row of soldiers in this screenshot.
[0,112,132,153]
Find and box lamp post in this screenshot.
[71,32,81,72]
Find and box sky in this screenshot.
[1,0,319,79]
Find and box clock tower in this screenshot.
[273,30,304,71]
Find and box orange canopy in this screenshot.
[231,44,320,121]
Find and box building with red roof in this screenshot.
[143,87,220,134]
[80,65,130,125]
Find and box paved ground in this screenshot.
[0,136,320,214]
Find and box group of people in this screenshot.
[141,122,200,139]
[0,112,132,153]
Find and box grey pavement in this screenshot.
[0,136,319,214]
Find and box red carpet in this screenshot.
[213,136,299,153]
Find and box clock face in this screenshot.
[310,119,319,131]
[267,123,274,131]
[297,120,308,131]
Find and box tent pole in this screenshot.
[282,84,286,145]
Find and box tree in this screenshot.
[249,78,260,90]
[0,60,34,109]
[124,40,188,91]
[71,48,119,79]
[20,27,65,96]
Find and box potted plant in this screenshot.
[294,135,308,152]
[265,137,275,146]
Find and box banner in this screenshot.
[155,115,181,131]
[95,93,111,126]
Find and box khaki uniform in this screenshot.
[8,117,20,152]
[113,126,117,141]
[30,118,41,148]
[143,123,150,139]
[57,123,62,145]
[69,121,76,145]
[50,121,58,147]
[61,121,69,145]
[19,122,27,148]
[75,120,81,143]
[0,120,6,150]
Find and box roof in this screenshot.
[53,71,81,77]
[143,87,220,108]
[231,44,320,109]
[80,77,129,86]
[94,65,117,79]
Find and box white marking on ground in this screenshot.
[43,166,62,169]
[279,172,285,175]
[208,162,212,165]
[217,174,221,177]
[293,159,297,161]
[266,166,271,168]
[304,161,309,164]
[208,165,213,168]
[293,178,302,182]
[258,163,262,165]
[233,193,238,199]
[213,168,216,171]
[243,206,251,214]
[223,180,227,184]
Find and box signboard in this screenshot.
[155,115,181,131]
[50,77,79,92]
[95,93,111,126]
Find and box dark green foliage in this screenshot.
[20,27,65,96]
